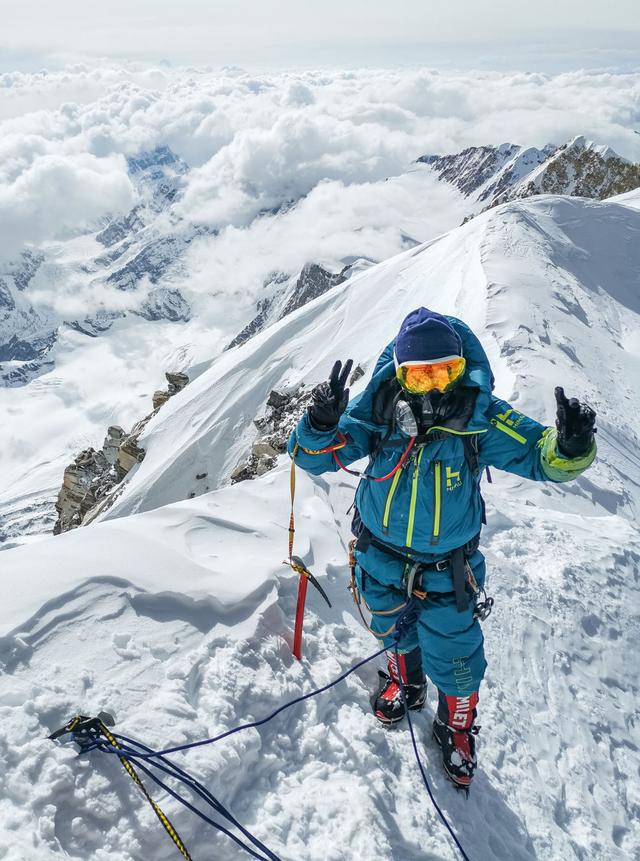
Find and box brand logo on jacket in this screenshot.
[446,466,462,491]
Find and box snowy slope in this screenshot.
[0,193,639,861]
[101,194,640,526]
[0,151,467,547]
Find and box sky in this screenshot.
[1,0,639,72]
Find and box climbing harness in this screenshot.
[50,603,471,861]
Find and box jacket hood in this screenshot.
[348,316,495,431]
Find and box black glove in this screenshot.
[308,359,353,431]
[554,387,596,457]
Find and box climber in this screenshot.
[287,308,596,790]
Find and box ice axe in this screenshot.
[284,555,332,661]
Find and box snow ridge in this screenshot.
[0,193,639,860]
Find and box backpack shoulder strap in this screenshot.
[462,433,481,478]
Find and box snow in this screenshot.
[0,157,468,546]
[1,193,640,860]
[610,186,640,210]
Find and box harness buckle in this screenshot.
[435,558,450,571]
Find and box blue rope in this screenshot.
[92,600,470,861]
[101,733,281,861]
[100,646,387,760]
[122,747,279,861]
[394,642,471,861]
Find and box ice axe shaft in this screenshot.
[286,556,332,661]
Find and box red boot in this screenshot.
[432,691,479,790]
[371,648,427,726]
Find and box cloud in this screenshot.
[1,62,640,307]
[0,151,135,259]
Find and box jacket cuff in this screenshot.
[538,427,596,482]
[293,414,340,452]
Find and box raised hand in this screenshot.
[554,387,596,457]
[308,359,354,431]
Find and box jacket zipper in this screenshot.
[431,460,442,545]
[381,463,403,533]
[404,447,425,549]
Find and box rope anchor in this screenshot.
[50,712,193,861]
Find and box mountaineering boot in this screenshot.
[432,690,479,791]
[371,648,427,726]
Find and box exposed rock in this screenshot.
[0,332,57,362]
[0,359,55,388]
[418,138,640,218]
[226,263,350,351]
[418,144,522,197]
[491,137,640,206]
[226,273,289,350]
[0,278,15,312]
[54,448,118,534]
[166,371,189,393]
[153,390,171,410]
[65,311,123,338]
[231,385,313,484]
[137,287,191,323]
[279,263,347,319]
[117,438,146,474]
[103,426,125,465]
[350,364,366,385]
[11,250,44,292]
[107,235,191,292]
[53,369,190,533]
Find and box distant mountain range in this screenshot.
[418,135,640,214]
[2,137,638,390]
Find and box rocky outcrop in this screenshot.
[230,363,365,483]
[418,138,640,216]
[227,262,355,350]
[418,144,522,197]
[230,387,313,482]
[53,371,189,534]
[491,137,640,206]
[137,287,191,323]
[280,263,348,318]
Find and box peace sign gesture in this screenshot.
[308,360,354,431]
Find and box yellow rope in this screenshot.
[97,721,193,861]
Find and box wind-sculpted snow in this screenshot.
[1,164,640,858]
[0,437,639,858]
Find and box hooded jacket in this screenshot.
[288,316,596,559]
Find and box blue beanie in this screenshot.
[394,308,462,364]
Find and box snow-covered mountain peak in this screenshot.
[419,137,640,214]
[491,136,639,206]
[563,134,626,162]
[1,189,639,861]
[94,193,640,528]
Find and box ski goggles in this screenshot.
[395,355,466,394]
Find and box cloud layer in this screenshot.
[2,63,640,306]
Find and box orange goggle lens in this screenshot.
[396,357,466,394]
